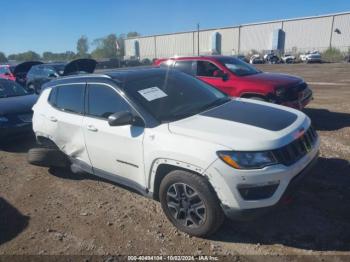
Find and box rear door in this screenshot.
[195,60,235,95]
[82,83,146,189]
[44,82,92,172]
[173,60,196,76]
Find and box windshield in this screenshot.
[218,57,261,76]
[52,65,66,75]
[0,80,30,98]
[122,70,230,122]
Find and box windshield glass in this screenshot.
[52,65,66,75]
[123,70,230,122]
[218,57,261,76]
[0,80,30,98]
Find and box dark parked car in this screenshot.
[26,59,97,93]
[0,79,38,139]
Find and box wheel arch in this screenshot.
[149,159,207,201]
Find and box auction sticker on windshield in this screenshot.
[138,87,168,101]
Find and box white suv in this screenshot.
[31,68,320,236]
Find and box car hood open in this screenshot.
[63,58,97,76]
[13,61,43,76]
[168,99,309,151]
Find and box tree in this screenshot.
[77,35,89,58]
[42,51,76,62]
[0,52,7,63]
[7,51,41,62]
[127,32,140,38]
[91,34,118,59]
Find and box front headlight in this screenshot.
[217,151,278,169]
[275,86,286,97]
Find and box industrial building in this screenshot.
[124,11,350,60]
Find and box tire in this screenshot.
[27,83,35,91]
[27,148,68,168]
[159,170,224,237]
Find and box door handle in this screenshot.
[49,116,58,122]
[87,125,98,132]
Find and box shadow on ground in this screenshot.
[0,197,29,246]
[304,108,350,131]
[212,157,350,251]
[48,167,145,196]
[0,135,36,153]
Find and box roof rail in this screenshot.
[58,73,112,80]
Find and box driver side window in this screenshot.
[197,61,221,77]
[87,84,131,119]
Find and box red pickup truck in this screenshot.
[154,56,312,109]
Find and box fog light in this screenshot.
[238,181,280,200]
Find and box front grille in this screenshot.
[273,126,317,166]
[280,82,308,101]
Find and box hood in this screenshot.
[13,61,43,76]
[238,72,302,87]
[168,99,309,151]
[63,58,97,76]
[0,94,38,115]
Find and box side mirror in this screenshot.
[48,73,58,78]
[108,111,143,127]
[213,70,229,81]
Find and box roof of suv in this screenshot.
[43,67,168,86]
[157,55,234,61]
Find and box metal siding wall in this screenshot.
[139,37,155,59]
[125,13,350,59]
[124,39,133,57]
[240,22,282,53]
[193,28,239,56]
[283,17,333,53]
[331,14,350,51]
[155,32,194,58]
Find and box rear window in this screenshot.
[54,84,85,114]
[174,61,194,75]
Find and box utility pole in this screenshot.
[197,23,200,56]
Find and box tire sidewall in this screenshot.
[159,170,222,237]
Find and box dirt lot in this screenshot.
[0,63,349,260]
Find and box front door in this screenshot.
[196,60,235,95]
[82,83,146,189]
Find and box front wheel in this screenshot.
[159,170,224,237]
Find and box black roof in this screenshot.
[105,67,168,83]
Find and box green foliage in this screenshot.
[91,34,120,59]
[0,52,7,63]
[127,32,140,38]
[5,31,139,62]
[322,47,343,62]
[7,51,40,62]
[77,35,89,57]
[42,51,76,62]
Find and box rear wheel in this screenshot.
[27,147,68,168]
[159,170,224,237]
[27,83,35,91]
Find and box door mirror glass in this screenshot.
[48,73,58,78]
[213,70,229,81]
[108,111,134,126]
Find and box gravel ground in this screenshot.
[0,63,349,260]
